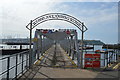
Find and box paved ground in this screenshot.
[18,44,119,80]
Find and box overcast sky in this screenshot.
[0,0,119,44]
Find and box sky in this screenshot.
[0,0,119,44]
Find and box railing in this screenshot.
[0,50,29,80]
[60,42,118,68]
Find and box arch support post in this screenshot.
[29,20,33,68]
[80,22,85,68]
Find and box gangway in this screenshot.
[31,29,80,67]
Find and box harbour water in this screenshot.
[0,44,29,50]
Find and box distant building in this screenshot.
[78,40,105,45]
[78,40,105,51]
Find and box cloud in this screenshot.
[1,0,63,38]
[52,2,118,27]
[51,2,118,43]
[0,1,118,43]
[0,5,3,38]
[77,0,119,2]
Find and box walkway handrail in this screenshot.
[0,50,29,60]
[0,50,30,80]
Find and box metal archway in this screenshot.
[26,13,88,68]
[26,13,87,31]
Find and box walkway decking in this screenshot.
[18,44,119,79]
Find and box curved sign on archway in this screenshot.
[26,13,87,32]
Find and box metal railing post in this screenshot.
[22,54,24,74]
[7,57,10,80]
[15,54,18,79]
[26,53,28,69]
[74,31,80,68]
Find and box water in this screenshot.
[0,44,29,50]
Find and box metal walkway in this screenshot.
[18,44,118,79]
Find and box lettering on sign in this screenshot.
[32,13,86,31]
[26,13,87,32]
